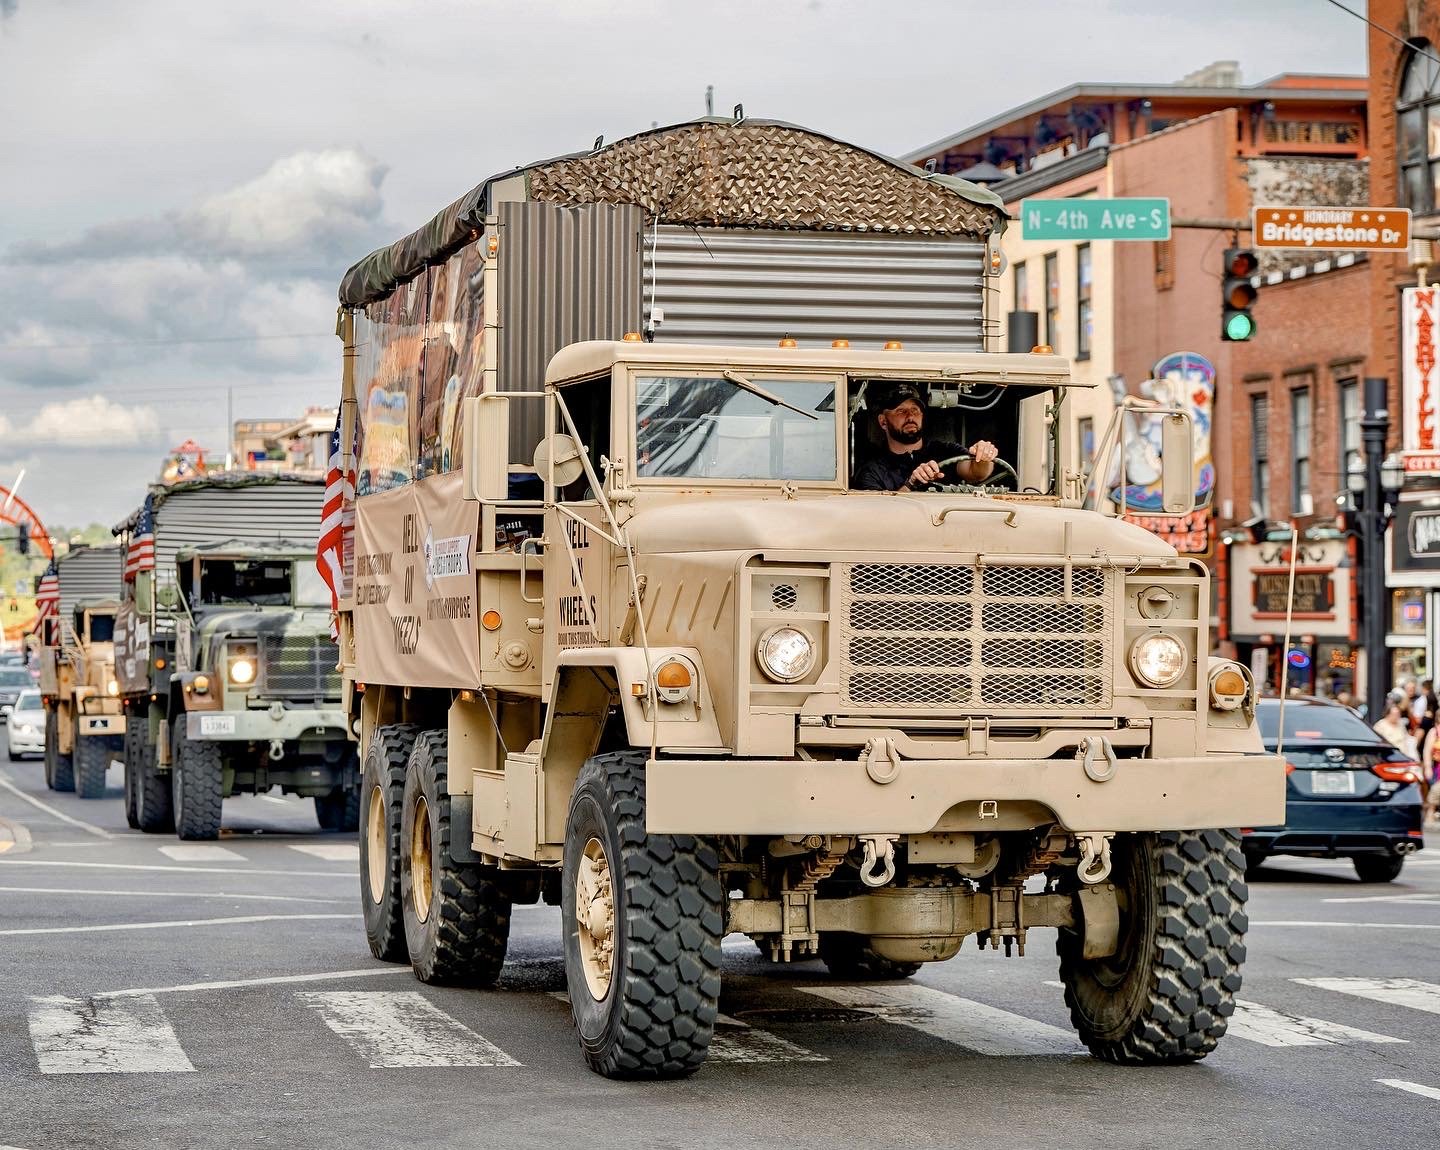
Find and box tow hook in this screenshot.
[858,834,899,888]
[268,739,285,762]
[1078,736,1118,783]
[1076,832,1114,884]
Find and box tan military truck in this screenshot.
[332,119,1285,1079]
[38,545,125,799]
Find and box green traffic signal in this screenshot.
[1224,310,1255,341]
[1221,247,1259,342]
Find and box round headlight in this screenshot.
[757,626,815,683]
[106,679,119,697]
[229,657,255,685]
[1129,633,1187,688]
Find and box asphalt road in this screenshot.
[3,755,1440,1150]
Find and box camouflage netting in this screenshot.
[338,119,1005,308]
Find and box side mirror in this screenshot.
[1159,411,1196,515]
[135,570,154,615]
[156,579,180,611]
[533,433,586,488]
[461,394,510,501]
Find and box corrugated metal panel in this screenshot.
[56,546,123,617]
[642,227,985,351]
[498,202,643,461]
[148,481,325,574]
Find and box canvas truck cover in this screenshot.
[337,118,1006,308]
[54,545,123,619]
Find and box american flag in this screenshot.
[124,494,156,582]
[34,562,60,620]
[317,408,356,632]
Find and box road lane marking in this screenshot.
[1294,977,1440,1015]
[1253,921,1440,930]
[1226,999,1406,1047]
[0,913,358,937]
[96,967,415,999]
[0,885,348,905]
[806,984,1085,1056]
[0,774,111,839]
[298,991,520,1067]
[29,993,194,1074]
[1323,893,1440,903]
[158,845,247,862]
[547,993,824,1063]
[289,844,359,862]
[0,858,348,878]
[1378,1079,1440,1102]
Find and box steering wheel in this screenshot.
[917,453,1018,490]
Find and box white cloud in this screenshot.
[28,395,162,448]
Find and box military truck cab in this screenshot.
[39,598,123,799]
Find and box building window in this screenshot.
[1291,387,1312,513]
[1397,41,1440,215]
[1251,393,1270,519]
[1339,378,1360,486]
[1044,252,1060,353]
[1153,239,1175,291]
[1014,261,1029,313]
[1076,244,1092,360]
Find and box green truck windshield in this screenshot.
[636,375,837,482]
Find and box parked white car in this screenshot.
[7,690,44,760]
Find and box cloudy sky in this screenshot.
[0,0,1367,528]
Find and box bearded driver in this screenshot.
[852,383,999,492]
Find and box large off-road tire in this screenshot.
[1353,854,1405,883]
[130,715,174,833]
[359,722,419,962]
[562,751,724,1079]
[1058,829,1248,1064]
[171,718,224,841]
[818,933,923,980]
[44,710,74,793]
[400,731,511,986]
[122,716,142,829]
[74,729,111,800]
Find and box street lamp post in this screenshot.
[1349,377,1405,720]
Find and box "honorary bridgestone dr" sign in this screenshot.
[1252,205,1411,252]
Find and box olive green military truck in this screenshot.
[330,119,1286,1079]
[114,478,355,837]
[37,545,125,798]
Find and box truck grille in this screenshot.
[840,563,1110,711]
[258,634,341,701]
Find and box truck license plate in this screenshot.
[200,715,236,736]
[1309,770,1355,795]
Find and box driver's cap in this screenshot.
[875,382,924,412]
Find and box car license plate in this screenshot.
[200,715,236,736]
[1309,770,1356,795]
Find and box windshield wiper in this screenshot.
[722,370,818,421]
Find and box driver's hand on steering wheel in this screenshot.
[904,459,945,490]
[968,440,998,464]
[957,440,998,483]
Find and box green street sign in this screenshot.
[1020,197,1171,241]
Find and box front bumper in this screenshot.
[185,708,348,743]
[8,726,43,753]
[645,753,1287,834]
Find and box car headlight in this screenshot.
[229,657,255,685]
[757,626,815,683]
[1129,632,1188,688]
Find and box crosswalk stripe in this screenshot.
[28,994,194,1074]
[1226,1000,1406,1047]
[289,844,359,862]
[1378,1079,1440,1102]
[1294,977,1440,1015]
[298,991,520,1067]
[159,845,245,863]
[807,984,1085,1056]
[546,992,825,1063]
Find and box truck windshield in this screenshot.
[636,375,836,482]
[196,559,295,607]
[88,615,115,643]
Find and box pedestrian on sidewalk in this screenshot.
[1374,700,1417,758]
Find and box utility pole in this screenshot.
[225,386,234,471]
[1360,376,1390,721]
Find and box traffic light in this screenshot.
[16,523,28,556]
[1221,248,1258,341]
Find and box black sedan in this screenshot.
[1246,697,1425,882]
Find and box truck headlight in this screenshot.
[757,626,815,683]
[229,657,255,685]
[1129,632,1187,688]
[107,680,119,697]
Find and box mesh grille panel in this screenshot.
[839,563,1112,712]
[259,634,341,701]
